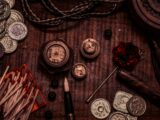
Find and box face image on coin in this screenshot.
[8,22,28,41]
[127,96,146,117]
[109,112,127,120]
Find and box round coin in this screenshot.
[80,38,100,59]
[109,112,127,120]
[6,10,24,27]
[0,1,10,21]
[0,36,18,53]
[71,63,88,79]
[91,98,111,119]
[0,43,5,58]
[5,0,15,8]
[8,22,28,41]
[127,96,146,117]
[0,20,6,33]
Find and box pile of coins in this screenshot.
[0,0,28,58]
[90,91,147,120]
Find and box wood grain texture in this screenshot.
[0,1,160,120]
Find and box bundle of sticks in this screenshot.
[0,64,41,120]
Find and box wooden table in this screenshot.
[1,1,160,120]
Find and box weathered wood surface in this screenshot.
[0,1,160,120]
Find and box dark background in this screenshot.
[1,0,160,120]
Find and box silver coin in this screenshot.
[5,0,15,8]
[8,22,28,41]
[0,1,10,21]
[6,10,24,27]
[0,36,18,53]
[127,96,147,117]
[113,91,133,113]
[91,98,111,119]
[109,112,128,120]
[0,20,6,33]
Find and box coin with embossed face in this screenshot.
[91,98,111,119]
[5,0,15,8]
[0,36,18,53]
[6,10,24,27]
[80,38,100,59]
[109,112,127,120]
[113,91,133,113]
[8,22,28,41]
[71,63,87,79]
[0,20,6,33]
[0,1,10,21]
[127,96,146,117]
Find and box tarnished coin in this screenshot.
[80,38,100,59]
[126,114,137,120]
[113,91,133,113]
[71,63,88,79]
[5,0,15,8]
[0,20,6,33]
[6,10,24,27]
[0,36,18,53]
[109,112,128,120]
[0,1,10,21]
[8,22,28,41]
[0,43,5,58]
[91,98,111,119]
[127,96,146,117]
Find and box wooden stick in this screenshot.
[0,66,10,85]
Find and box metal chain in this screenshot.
[21,0,123,27]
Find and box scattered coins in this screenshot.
[109,112,127,120]
[0,2,27,57]
[91,98,111,119]
[80,38,100,59]
[8,22,28,41]
[113,91,133,113]
[0,43,5,58]
[127,96,147,117]
[0,36,18,53]
[0,1,11,21]
[71,63,88,79]
[5,0,15,9]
